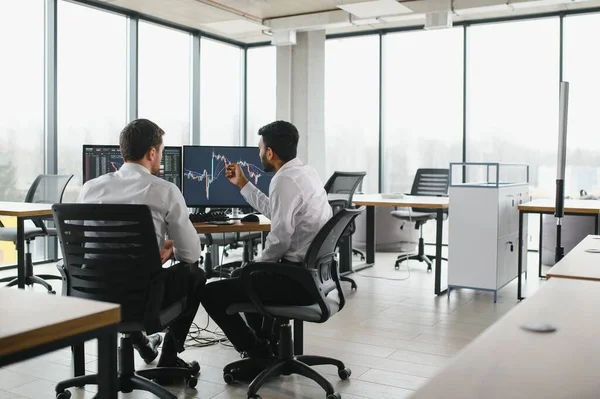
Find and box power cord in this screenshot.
[185,315,232,348]
[355,253,412,281]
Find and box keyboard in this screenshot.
[189,211,230,223]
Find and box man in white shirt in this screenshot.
[78,118,205,376]
[200,120,332,363]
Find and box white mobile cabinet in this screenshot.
[447,163,530,302]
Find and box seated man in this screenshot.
[78,118,205,373]
[201,120,332,360]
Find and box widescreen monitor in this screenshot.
[82,145,182,190]
[183,145,273,208]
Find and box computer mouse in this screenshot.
[241,214,260,222]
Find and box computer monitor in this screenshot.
[82,144,183,189]
[183,145,273,208]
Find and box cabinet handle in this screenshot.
[508,241,514,252]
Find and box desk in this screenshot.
[517,199,600,299]
[411,278,600,399]
[0,289,120,399]
[546,234,600,281]
[352,194,449,295]
[193,217,271,278]
[0,202,53,289]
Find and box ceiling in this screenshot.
[89,0,600,44]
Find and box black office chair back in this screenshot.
[410,168,449,214]
[329,199,355,236]
[25,174,73,228]
[302,206,365,314]
[52,203,169,330]
[324,172,366,204]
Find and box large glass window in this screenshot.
[325,35,380,193]
[467,18,560,197]
[139,21,191,146]
[246,46,276,147]
[563,13,600,196]
[200,38,243,146]
[0,0,45,266]
[0,0,45,202]
[382,28,464,193]
[57,1,127,202]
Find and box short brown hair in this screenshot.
[119,119,164,162]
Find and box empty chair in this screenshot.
[324,171,366,289]
[0,174,73,293]
[391,168,449,271]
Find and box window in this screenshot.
[57,1,127,202]
[200,38,243,146]
[246,46,276,147]
[325,35,380,193]
[0,0,45,266]
[382,28,464,193]
[138,21,191,146]
[0,0,44,202]
[466,18,560,197]
[563,13,600,196]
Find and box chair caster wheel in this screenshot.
[327,393,341,399]
[190,360,201,375]
[248,396,262,399]
[56,390,71,399]
[394,262,400,270]
[186,376,198,388]
[223,372,235,384]
[49,290,56,295]
[338,367,351,380]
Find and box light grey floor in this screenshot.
[0,249,547,399]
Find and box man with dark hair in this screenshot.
[78,118,205,377]
[200,120,332,365]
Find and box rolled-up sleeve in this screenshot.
[165,186,202,264]
[259,176,302,262]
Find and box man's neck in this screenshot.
[126,161,152,173]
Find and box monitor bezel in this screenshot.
[81,144,183,189]
[182,145,272,208]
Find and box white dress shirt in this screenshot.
[241,158,332,263]
[77,163,202,264]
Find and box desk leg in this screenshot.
[72,344,85,378]
[518,210,524,300]
[97,328,118,399]
[434,209,445,296]
[16,217,25,289]
[366,206,375,265]
[293,320,303,355]
[339,236,352,274]
[538,214,544,278]
[595,214,599,235]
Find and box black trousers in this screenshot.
[148,262,206,354]
[200,269,312,352]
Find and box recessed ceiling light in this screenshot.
[338,0,412,19]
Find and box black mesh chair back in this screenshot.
[324,172,366,204]
[302,206,364,316]
[26,174,73,228]
[410,168,449,213]
[52,203,176,332]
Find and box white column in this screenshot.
[275,30,326,181]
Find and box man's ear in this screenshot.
[146,147,156,161]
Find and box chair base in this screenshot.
[223,323,347,399]
[352,249,365,261]
[0,251,60,293]
[54,335,199,399]
[340,275,357,290]
[395,237,448,272]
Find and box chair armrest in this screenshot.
[239,262,328,321]
[56,260,69,296]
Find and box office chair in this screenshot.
[391,168,449,271]
[52,204,200,399]
[222,206,364,399]
[0,174,73,293]
[324,171,366,290]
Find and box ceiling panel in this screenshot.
[200,0,371,19]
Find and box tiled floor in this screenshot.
[0,250,547,399]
